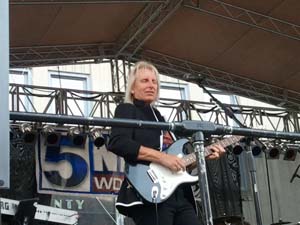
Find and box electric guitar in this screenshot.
[125,136,243,203]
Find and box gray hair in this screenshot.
[124,61,160,104]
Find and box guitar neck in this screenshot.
[182,135,243,167]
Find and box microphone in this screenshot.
[290,164,300,183]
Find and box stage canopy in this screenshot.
[9,0,300,110]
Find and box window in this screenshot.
[159,82,189,121]
[10,68,31,84]
[9,68,31,111]
[49,71,90,116]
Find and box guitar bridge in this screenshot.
[147,169,158,183]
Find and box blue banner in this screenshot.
[36,134,125,196]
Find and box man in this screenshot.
[108,61,225,225]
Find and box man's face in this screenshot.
[132,68,158,104]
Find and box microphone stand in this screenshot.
[199,84,264,225]
[192,131,213,225]
[245,138,263,225]
[264,149,274,223]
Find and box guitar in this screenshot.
[125,135,243,203]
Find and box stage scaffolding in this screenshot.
[9,83,300,132]
[7,81,300,225]
[6,1,300,224]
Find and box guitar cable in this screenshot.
[155,202,159,225]
[152,191,159,225]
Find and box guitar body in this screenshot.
[125,138,198,203]
[125,135,242,203]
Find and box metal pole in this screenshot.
[193,131,213,225]
[246,143,263,225]
[9,113,300,140]
[0,0,10,189]
[0,2,10,225]
[264,152,274,223]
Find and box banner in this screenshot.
[36,134,125,196]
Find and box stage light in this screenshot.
[283,145,298,161]
[267,146,281,159]
[90,128,105,149]
[232,143,265,156]
[232,144,244,155]
[251,145,262,156]
[68,127,86,147]
[42,125,61,146]
[251,141,266,156]
[20,123,36,144]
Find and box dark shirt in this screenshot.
[107,99,164,216]
[108,99,164,162]
[108,99,196,217]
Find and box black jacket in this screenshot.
[108,99,195,217]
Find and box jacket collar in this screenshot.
[133,99,151,108]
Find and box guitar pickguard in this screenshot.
[149,162,198,201]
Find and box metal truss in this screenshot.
[9,83,122,118]
[129,50,300,110]
[9,83,300,132]
[9,0,300,109]
[10,43,115,68]
[184,0,300,42]
[10,45,300,110]
[115,0,183,57]
[10,0,166,5]
[111,0,183,92]
[111,0,182,92]
[110,59,130,93]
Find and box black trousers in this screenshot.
[131,186,201,225]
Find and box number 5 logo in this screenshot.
[44,145,88,188]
